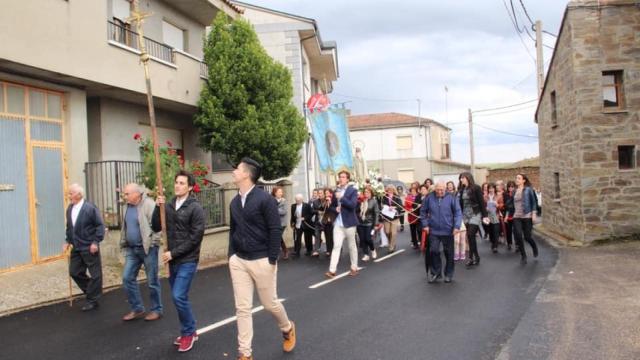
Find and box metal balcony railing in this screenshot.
[108,20,174,64]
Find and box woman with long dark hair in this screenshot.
[357,187,380,261]
[485,183,502,253]
[321,188,338,257]
[503,181,516,251]
[458,172,488,267]
[512,174,539,264]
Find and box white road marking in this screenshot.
[308,267,365,289]
[196,299,286,335]
[373,248,406,263]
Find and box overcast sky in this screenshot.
[252,0,569,164]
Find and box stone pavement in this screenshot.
[497,239,640,360]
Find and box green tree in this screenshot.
[194,12,307,181]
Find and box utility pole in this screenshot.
[128,0,168,273]
[535,20,544,99]
[468,108,475,178]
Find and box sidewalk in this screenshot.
[0,258,123,316]
[497,239,640,359]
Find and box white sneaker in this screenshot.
[371,250,377,259]
[361,255,370,262]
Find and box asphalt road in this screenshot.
[0,230,557,360]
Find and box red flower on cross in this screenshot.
[133,133,141,140]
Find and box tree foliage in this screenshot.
[194,12,307,180]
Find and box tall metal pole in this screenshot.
[129,0,168,272]
[468,109,475,178]
[535,20,545,99]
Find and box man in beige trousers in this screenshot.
[228,157,296,360]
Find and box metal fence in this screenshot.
[85,160,225,230]
[85,161,143,229]
[108,21,174,64]
[194,186,226,229]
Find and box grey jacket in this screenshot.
[276,198,288,227]
[120,194,161,254]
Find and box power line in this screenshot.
[502,0,536,61]
[473,103,537,117]
[518,0,536,26]
[472,98,538,113]
[474,123,538,138]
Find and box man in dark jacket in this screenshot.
[290,193,314,256]
[228,158,296,360]
[421,182,462,283]
[64,183,105,311]
[152,170,205,353]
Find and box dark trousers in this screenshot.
[409,223,420,246]
[69,249,102,304]
[466,224,481,261]
[489,223,500,250]
[356,224,374,255]
[323,224,334,254]
[513,218,538,259]
[482,223,490,238]
[293,227,313,255]
[428,234,455,278]
[505,220,514,247]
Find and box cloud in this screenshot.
[250,0,568,163]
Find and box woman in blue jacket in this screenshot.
[512,173,539,265]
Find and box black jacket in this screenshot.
[357,198,380,226]
[152,195,205,265]
[503,191,515,218]
[65,201,105,251]
[290,202,314,231]
[229,187,282,265]
[459,184,488,218]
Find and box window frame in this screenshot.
[550,90,558,128]
[602,70,624,111]
[617,145,637,170]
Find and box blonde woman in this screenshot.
[381,185,403,253]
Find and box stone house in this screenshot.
[535,0,640,242]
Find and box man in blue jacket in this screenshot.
[326,170,359,278]
[420,181,462,283]
[228,158,296,360]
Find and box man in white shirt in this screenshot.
[64,183,105,312]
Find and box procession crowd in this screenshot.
[61,158,540,359]
[277,171,541,284]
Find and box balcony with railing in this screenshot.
[107,20,209,81]
[108,21,174,64]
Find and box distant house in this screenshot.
[347,112,455,183]
[535,0,640,242]
[487,157,540,189]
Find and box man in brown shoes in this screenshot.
[120,183,163,322]
[229,158,297,359]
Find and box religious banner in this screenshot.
[309,107,354,172]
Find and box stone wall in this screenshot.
[487,167,540,189]
[537,1,640,242]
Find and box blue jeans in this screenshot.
[123,246,162,313]
[429,235,455,278]
[169,261,197,336]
